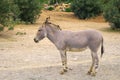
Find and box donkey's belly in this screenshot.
[66,47,87,52]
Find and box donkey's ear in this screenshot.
[45,16,50,23]
[57,25,62,30]
[48,16,50,19]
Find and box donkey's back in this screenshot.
[60,30,103,52]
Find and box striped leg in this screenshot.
[87,51,94,75]
[91,52,99,76]
[88,51,99,76]
[59,50,68,74]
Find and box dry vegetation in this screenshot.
[0,11,120,80]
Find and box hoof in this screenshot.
[59,69,67,75]
[60,70,64,75]
[91,72,96,76]
[64,69,67,72]
[87,71,91,75]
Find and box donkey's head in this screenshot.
[34,17,61,43]
[34,17,50,43]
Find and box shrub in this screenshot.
[103,0,120,29]
[47,6,54,11]
[14,0,42,23]
[49,0,63,4]
[39,0,49,4]
[0,0,43,31]
[65,8,72,12]
[71,0,102,19]
[0,0,20,31]
[49,0,72,4]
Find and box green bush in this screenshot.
[65,8,72,12]
[103,0,120,29]
[71,0,102,19]
[0,0,43,31]
[0,0,20,31]
[49,0,64,4]
[15,0,42,23]
[47,6,54,11]
[49,0,73,4]
[39,0,49,4]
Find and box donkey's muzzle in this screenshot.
[34,38,39,43]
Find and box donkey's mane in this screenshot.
[43,21,62,30]
[43,17,62,30]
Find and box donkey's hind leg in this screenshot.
[87,51,94,75]
[88,51,99,76]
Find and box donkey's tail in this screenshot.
[101,37,104,57]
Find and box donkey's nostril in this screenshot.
[34,38,38,43]
[33,38,35,41]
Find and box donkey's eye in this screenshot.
[38,30,42,31]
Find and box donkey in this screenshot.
[34,17,104,76]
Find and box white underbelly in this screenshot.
[66,47,87,52]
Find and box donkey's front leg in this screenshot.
[59,50,68,74]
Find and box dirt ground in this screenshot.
[0,11,120,80]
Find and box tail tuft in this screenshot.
[101,38,104,57]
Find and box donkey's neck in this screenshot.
[46,26,60,44]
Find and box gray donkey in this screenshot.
[34,17,104,76]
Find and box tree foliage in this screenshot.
[0,0,20,31]
[103,0,120,29]
[0,0,42,31]
[71,0,102,19]
[14,0,42,23]
[49,0,73,4]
